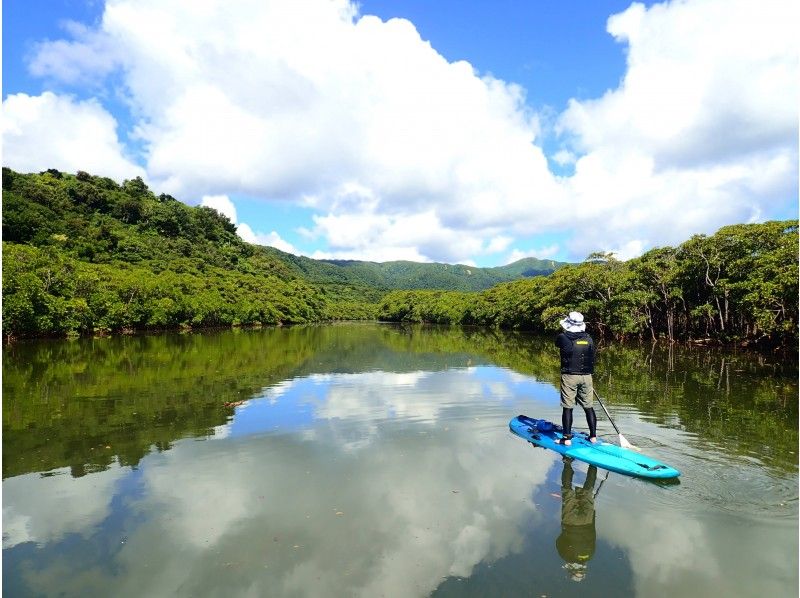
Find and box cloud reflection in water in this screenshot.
[3,367,554,597]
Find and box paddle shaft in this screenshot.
[592,389,621,435]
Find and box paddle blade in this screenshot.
[619,434,640,451]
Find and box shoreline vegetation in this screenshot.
[2,168,797,350]
[3,326,797,481]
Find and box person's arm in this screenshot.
[555,333,566,349]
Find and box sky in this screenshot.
[2,0,798,266]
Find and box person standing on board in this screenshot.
[555,311,598,445]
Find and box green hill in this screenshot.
[5,167,793,347]
[1,168,377,337]
[492,257,563,278]
[261,248,566,291]
[0,168,558,338]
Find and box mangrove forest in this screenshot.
[2,168,797,348]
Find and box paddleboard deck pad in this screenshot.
[509,415,680,479]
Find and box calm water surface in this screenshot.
[3,324,798,597]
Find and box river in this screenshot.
[2,323,797,597]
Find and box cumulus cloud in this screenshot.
[552,149,577,166]
[6,0,798,262]
[2,92,145,181]
[606,239,647,261]
[200,194,238,222]
[28,21,122,85]
[486,235,514,254]
[200,193,298,252]
[307,209,493,262]
[13,0,561,262]
[237,223,299,253]
[557,0,798,256]
[561,0,797,169]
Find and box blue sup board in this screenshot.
[509,415,680,479]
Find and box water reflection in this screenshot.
[556,459,601,583]
[2,465,128,549]
[3,324,798,597]
[3,368,553,597]
[4,325,797,479]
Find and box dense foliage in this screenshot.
[2,168,380,336]
[3,168,797,347]
[4,324,796,479]
[263,247,565,291]
[378,222,798,347]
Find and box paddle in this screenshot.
[592,389,639,451]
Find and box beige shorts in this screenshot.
[560,374,594,409]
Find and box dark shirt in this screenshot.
[556,331,595,374]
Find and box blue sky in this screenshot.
[3,0,797,266]
[361,1,637,107]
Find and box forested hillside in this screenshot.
[263,248,565,291]
[2,168,380,337]
[1,168,558,338]
[2,168,797,348]
[378,221,798,347]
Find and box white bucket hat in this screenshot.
[560,311,586,332]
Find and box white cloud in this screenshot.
[236,223,299,253]
[18,0,562,258]
[1,92,145,181]
[556,0,798,256]
[9,0,798,262]
[605,239,647,261]
[28,21,122,85]
[561,0,797,169]
[200,194,237,223]
[486,235,513,254]
[552,149,576,166]
[311,245,429,263]
[308,209,485,263]
[234,222,258,243]
[199,194,298,252]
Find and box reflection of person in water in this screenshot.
[556,458,598,582]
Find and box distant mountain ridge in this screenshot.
[261,247,567,291]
